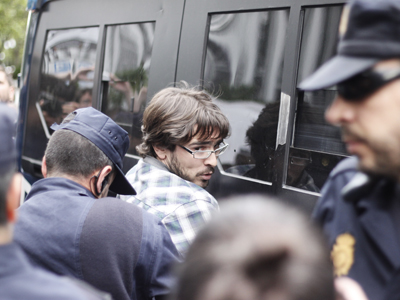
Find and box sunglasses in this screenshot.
[337,67,400,101]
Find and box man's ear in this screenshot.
[41,156,47,178]
[96,166,113,197]
[6,173,22,223]
[153,145,167,160]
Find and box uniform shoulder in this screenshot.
[329,156,358,179]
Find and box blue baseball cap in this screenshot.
[51,107,136,195]
[298,0,400,91]
[0,104,17,173]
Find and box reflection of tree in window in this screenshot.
[106,63,148,117]
[204,10,288,104]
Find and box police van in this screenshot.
[18,0,346,212]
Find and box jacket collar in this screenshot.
[26,177,95,201]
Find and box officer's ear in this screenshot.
[41,156,47,178]
[95,166,112,197]
[6,173,22,223]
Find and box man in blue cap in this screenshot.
[0,104,111,299]
[14,107,180,300]
[299,0,400,299]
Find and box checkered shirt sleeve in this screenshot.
[161,200,218,255]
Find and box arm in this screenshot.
[136,210,181,300]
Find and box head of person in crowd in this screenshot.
[0,104,20,241]
[45,107,136,197]
[299,0,400,182]
[245,102,317,191]
[245,101,279,182]
[171,194,335,300]
[137,82,230,188]
[0,66,15,104]
[75,88,93,108]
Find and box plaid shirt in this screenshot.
[120,157,219,256]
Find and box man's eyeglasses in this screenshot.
[337,67,400,101]
[179,143,229,159]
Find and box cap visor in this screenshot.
[298,56,379,91]
[109,165,136,195]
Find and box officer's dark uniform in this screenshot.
[14,107,180,300]
[14,177,179,300]
[313,157,400,300]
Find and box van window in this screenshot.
[203,9,290,184]
[23,27,99,161]
[287,5,345,191]
[100,22,155,155]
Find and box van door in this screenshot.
[176,0,345,211]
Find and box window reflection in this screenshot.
[295,6,345,155]
[23,27,99,160]
[289,5,346,192]
[101,23,155,155]
[204,10,289,183]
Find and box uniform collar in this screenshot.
[26,177,95,201]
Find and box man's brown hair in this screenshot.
[137,82,230,158]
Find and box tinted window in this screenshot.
[23,27,99,160]
[203,9,289,184]
[287,5,346,192]
[101,22,155,155]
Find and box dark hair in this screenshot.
[172,195,334,300]
[0,168,15,226]
[45,113,114,178]
[137,82,230,158]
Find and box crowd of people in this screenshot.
[3,0,400,299]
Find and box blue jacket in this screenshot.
[14,177,180,300]
[313,157,400,300]
[0,242,109,299]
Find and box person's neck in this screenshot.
[0,224,13,245]
[47,173,91,191]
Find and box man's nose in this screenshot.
[204,152,218,167]
[325,96,356,126]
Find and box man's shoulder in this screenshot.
[84,197,144,231]
[128,160,217,203]
[1,244,109,300]
[16,271,111,300]
[328,156,359,180]
[312,157,359,221]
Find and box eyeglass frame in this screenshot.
[178,143,229,159]
[337,66,400,101]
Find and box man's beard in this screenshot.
[167,152,214,188]
[342,127,400,181]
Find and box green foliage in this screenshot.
[0,0,28,78]
[115,63,149,93]
[216,83,259,102]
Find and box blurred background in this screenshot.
[0,0,28,80]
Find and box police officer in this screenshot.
[298,0,400,299]
[0,104,110,300]
[14,107,180,300]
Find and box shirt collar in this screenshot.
[143,156,170,172]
